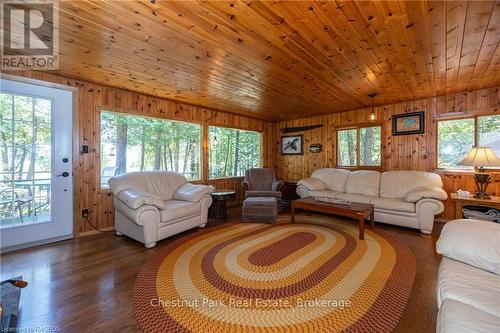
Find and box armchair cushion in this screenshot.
[117,189,167,210]
[272,181,283,191]
[405,186,448,203]
[173,183,212,203]
[245,168,275,191]
[242,181,250,191]
[297,177,327,191]
[245,190,282,198]
[436,219,500,275]
[160,200,201,223]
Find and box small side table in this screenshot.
[280,181,299,208]
[209,189,236,219]
[451,193,500,220]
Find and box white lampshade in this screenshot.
[459,146,500,167]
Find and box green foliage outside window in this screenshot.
[337,129,357,167]
[359,127,381,166]
[0,93,52,226]
[209,126,261,179]
[437,119,474,169]
[100,111,201,187]
[478,115,500,157]
[337,126,381,167]
[438,115,499,169]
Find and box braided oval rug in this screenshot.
[133,216,416,333]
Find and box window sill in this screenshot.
[335,166,383,171]
[208,176,244,181]
[434,168,500,174]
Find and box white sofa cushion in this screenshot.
[437,298,500,333]
[160,200,201,223]
[345,170,381,196]
[116,189,167,210]
[109,171,188,201]
[173,183,212,202]
[437,257,500,317]
[436,219,500,275]
[371,197,415,213]
[309,191,371,204]
[297,177,328,191]
[336,193,371,204]
[405,186,448,202]
[309,190,339,199]
[379,171,443,199]
[311,168,351,192]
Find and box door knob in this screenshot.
[56,172,69,177]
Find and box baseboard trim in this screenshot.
[79,226,115,237]
[1,234,73,253]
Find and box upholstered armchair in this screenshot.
[242,168,283,210]
[109,171,213,248]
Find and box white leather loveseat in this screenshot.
[436,219,500,333]
[297,169,447,234]
[109,171,213,248]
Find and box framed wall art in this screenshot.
[281,135,303,155]
[392,111,425,136]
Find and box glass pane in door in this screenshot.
[0,92,52,229]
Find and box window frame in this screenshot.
[96,108,203,191]
[207,125,263,180]
[335,122,383,170]
[435,113,499,171]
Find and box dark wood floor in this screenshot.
[1,209,444,333]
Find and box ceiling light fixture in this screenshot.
[368,93,377,121]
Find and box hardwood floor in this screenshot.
[0,209,444,333]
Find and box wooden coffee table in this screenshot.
[291,197,374,240]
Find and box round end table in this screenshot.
[209,189,236,219]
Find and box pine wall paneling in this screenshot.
[1,71,275,236]
[275,87,500,219]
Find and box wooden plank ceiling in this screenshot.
[55,0,500,121]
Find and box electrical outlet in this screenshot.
[82,209,90,218]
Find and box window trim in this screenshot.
[207,125,263,180]
[335,123,383,169]
[96,108,203,191]
[435,113,499,171]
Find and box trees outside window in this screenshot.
[100,111,201,188]
[209,126,261,179]
[337,126,381,167]
[478,115,500,157]
[0,93,52,227]
[437,115,499,169]
[437,119,474,169]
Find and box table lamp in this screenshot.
[459,146,500,199]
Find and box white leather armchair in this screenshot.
[108,171,213,248]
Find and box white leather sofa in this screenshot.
[108,171,213,248]
[297,168,447,233]
[436,219,500,333]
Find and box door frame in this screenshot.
[1,73,80,244]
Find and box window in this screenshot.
[437,114,499,169]
[437,119,474,169]
[478,115,500,157]
[209,126,261,179]
[337,126,381,167]
[1,93,52,227]
[100,111,201,188]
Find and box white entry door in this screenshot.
[0,78,73,251]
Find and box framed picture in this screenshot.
[281,135,303,155]
[392,111,425,135]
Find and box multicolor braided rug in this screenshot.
[133,216,416,333]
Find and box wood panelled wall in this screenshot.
[275,86,500,219]
[1,71,276,235]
